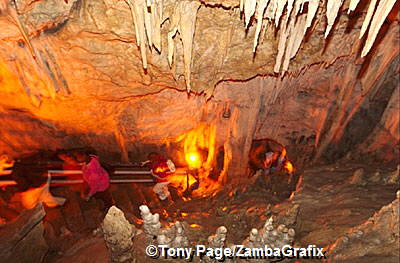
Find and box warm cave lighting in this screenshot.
[0,0,397,261]
[186,151,201,169]
[284,160,294,174]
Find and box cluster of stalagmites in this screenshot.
[139,204,190,248]
[349,165,400,186]
[247,217,295,249]
[101,205,296,262]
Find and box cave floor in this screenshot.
[1,162,398,263]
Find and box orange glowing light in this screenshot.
[170,123,223,197]
[284,160,294,174]
[186,152,201,169]
[19,183,65,209]
[181,212,189,217]
[134,218,144,225]
[190,224,201,228]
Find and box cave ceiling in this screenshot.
[0,0,398,102]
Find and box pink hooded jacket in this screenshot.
[82,155,110,196]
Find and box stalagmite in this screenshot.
[170,221,190,247]
[324,0,344,38]
[140,205,161,237]
[102,206,136,263]
[359,0,378,39]
[348,0,361,14]
[208,226,228,247]
[243,217,296,252]
[253,0,269,52]
[361,0,397,57]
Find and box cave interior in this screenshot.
[0,0,399,262]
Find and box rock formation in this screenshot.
[326,191,400,262]
[0,204,48,263]
[101,206,137,263]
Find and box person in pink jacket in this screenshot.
[79,154,113,212]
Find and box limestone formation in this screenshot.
[361,0,397,57]
[384,165,399,185]
[349,168,367,186]
[349,166,399,186]
[139,204,161,237]
[170,221,190,248]
[0,204,48,263]
[140,205,189,248]
[208,226,228,248]
[326,191,400,261]
[101,206,137,263]
[241,217,295,262]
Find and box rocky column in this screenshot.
[101,206,137,263]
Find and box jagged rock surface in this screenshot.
[0,204,48,263]
[326,191,400,262]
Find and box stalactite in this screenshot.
[180,1,200,92]
[294,0,306,16]
[244,0,257,28]
[274,12,290,73]
[151,0,163,53]
[143,3,153,48]
[125,0,148,69]
[167,1,200,92]
[361,0,397,57]
[282,13,307,71]
[286,0,295,23]
[253,0,269,52]
[265,0,277,20]
[123,0,397,82]
[348,0,361,14]
[274,0,287,27]
[306,0,319,29]
[359,0,378,39]
[324,0,344,38]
